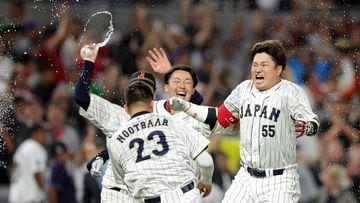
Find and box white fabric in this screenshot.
[223,79,318,169]
[9,139,47,203]
[107,113,209,199]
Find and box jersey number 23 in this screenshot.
[129,130,169,163]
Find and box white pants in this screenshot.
[101,186,141,203]
[222,166,300,203]
[144,182,202,203]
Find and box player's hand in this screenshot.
[90,157,104,178]
[165,96,190,112]
[295,120,307,138]
[80,43,99,63]
[146,48,172,74]
[197,181,212,197]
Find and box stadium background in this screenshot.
[0,0,359,202]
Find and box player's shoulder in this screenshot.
[153,100,170,115]
[231,79,253,91]
[279,79,305,92]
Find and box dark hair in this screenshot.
[27,124,45,138]
[164,65,198,87]
[125,81,154,106]
[50,142,67,157]
[251,40,287,69]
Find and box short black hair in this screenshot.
[125,81,154,107]
[251,40,287,69]
[164,65,198,87]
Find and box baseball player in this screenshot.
[73,45,215,202]
[167,40,320,202]
[84,48,238,177]
[107,81,214,202]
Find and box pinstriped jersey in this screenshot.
[79,94,129,190]
[107,113,209,199]
[154,100,211,138]
[79,95,213,190]
[223,79,317,169]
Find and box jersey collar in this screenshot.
[130,111,151,119]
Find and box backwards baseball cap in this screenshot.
[128,71,156,92]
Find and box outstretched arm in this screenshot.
[167,97,240,136]
[72,44,99,110]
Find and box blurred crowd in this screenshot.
[0,0,359,202]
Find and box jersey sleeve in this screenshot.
[218,83,244,128]
[79,94,129,136]
[172,118,210,159]
[288,84,318,122]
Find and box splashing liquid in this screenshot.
[80,11,114,57]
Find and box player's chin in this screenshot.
[254,82,266,91]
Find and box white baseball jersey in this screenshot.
[220,79,316,202]
[107,112,209,199]
[79,95,213,201]
[9,139,47,203]
[223,79,317,169]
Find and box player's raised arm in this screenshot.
[146,47,172,74]
[146,47,204,105]
[72,44,99,110]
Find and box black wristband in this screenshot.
[307,121,318,136]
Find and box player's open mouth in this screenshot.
[256,76,264,81]
[176,91,186,97]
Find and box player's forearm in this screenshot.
[72,60,94,110]
[183,102,218,130]
[195,151,214,185]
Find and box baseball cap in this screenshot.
[128,71,156,92]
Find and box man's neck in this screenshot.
[128,106,152,117]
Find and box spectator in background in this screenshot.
[319,96,360,149]
[46,101,80,159]
[316,164,357,203]
[115,2,150,75]
[297,145,320,203]
[0,33,15,94]
[346,144,360,201]
[47,142,77,203]
[0,94,16,185]
[38,3,70,83]
[8,125,48,203]
[81,126,105,203]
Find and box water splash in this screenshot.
[83,11,114,48]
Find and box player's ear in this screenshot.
[149,100,154,112]
[164,84,169,94]
[276,65,282,76]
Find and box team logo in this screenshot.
[138,71,145,78]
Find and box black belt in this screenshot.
[246,167,284,178]
[109,187,121,192]
[144,181,194,203]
